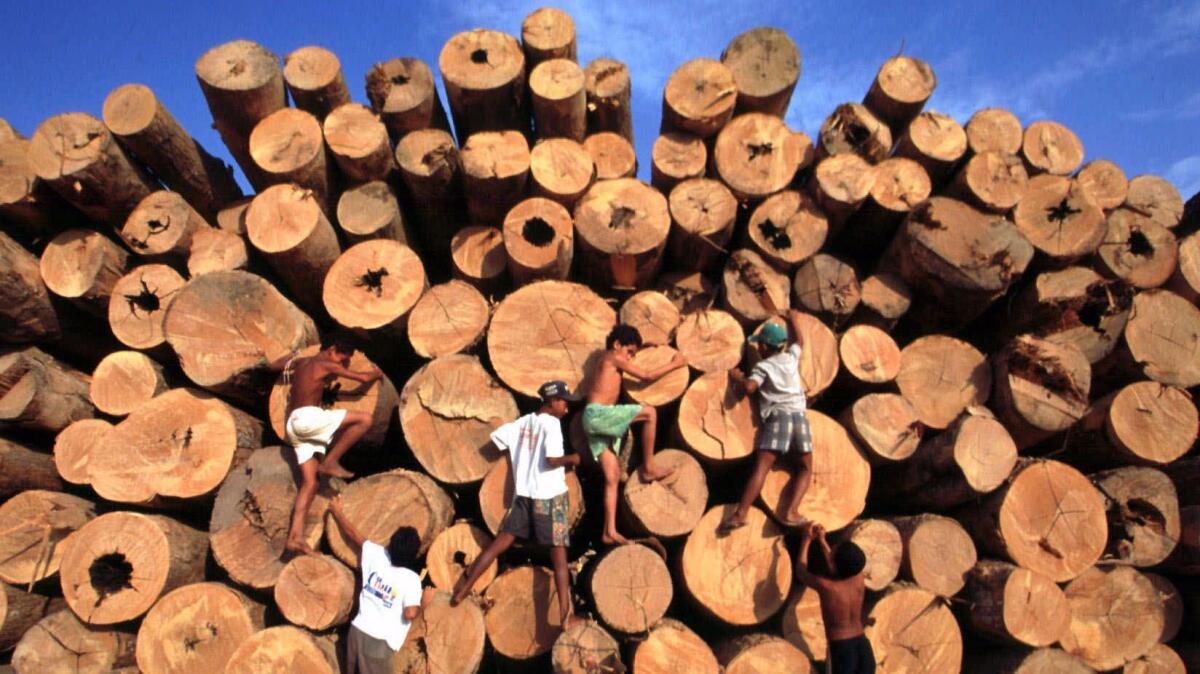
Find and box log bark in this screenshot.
[451,225,508,295]
[721,248,790,326]
[283,46,351,119]
[682,504,791,625]
[39,229,129,317]
[890,514,977,597]
[427,522,497,594]
[461,130,530,227]
[407,280,490,359]
[135,582,264,674]
[1125,644,1187,674]
[839,156,928,263]
[618,290,680,347]
[102,83,241,218]
[245,183,342,315]
[622,346,690,406]
[661,59,737,138]
[210,446,329,589]
[52,418,111,486]
[1060,566,1163,671]
[896,335,991,429]
[223,626,338,674]
[573,178,669,290]
[0,346,94,433]
[840,392,922,464]
[0,139,76,244]
[713,113,808,201]
[1166,230,1200,302]
[793,253,860,321]
[323,239,426,339]
[322,103,393,183]
[1008,266,1133,364]
[666,178,738,273]
[365,57,450,140]
[484,565,565,659]
[393,589,487,674]
[751,313,840,398]
[530,138,595,208]
[631,619,720,674]
[894,110,967,185]
[0,228,63,344]
[13,609,136,674]
[28,113,156,226]
[838,325,900,385]
[963,559,1070,647]
[675,309,745,374]
[274,554,355,630]
[438,29,529,143]
[531,59,586,141]
[959,459,1107,582]
[399,354,515,485]
[394,128,465,265]
[816,103,892,163]
[1013,174,1107,261]
[1,585,52,651]
[2,436,63,496]
[1022,120,1084,176]
[621,448,707,538]
[107,263,185,352]
[1121,289,1200,387]
[1096,207,1179,289]
[717,634,811,674]
[1076,158,1129,210]
[965,107,1022,156]
[948,151,1028,213]
[866,584,962,673]
[325,468,453,567]
[852,272,911,331]
[521,7,576,67]
[188,226,251,276]
[807,154,875,229]
[676,370,757,463]
[1143,572,1182,643]
[0,490,94,586]
[59,512,207,624]
[336,180,412,245]
[249,108,335,212]
[478,458,584,535]
[1091,467,1180,567]
[552,620,623,674]
[583,131,637,179]
[650,132,705,194]
[834,519,903,590]
[502,196,573,284]
[1064,381,1198,468]
[721,27,801,117]
[584,58,633,141]
[1125,174,1184,229]
[863,55,937,137]
[122,190,210,261]
[746,189,827,272]
[586,542,673,634]
[991,335,1091,449]
[656,270,717,314]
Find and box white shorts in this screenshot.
[285,406,348,464]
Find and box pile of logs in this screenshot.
[1,6,1198,673]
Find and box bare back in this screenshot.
[812,575,866,641]
[586,351,623,405]
[286,356,332,412]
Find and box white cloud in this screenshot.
[1165,155,1200,199]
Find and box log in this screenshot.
[484,565,563,659]
[552,620,622,674]
[661,58,737,138]
[1125,644,1187,674]
[834,519,903,590]
[210,447,329,590]
[865,584,962,673]
[721,248,790,326]
[781,586,826,664]
[840,392,922,464]
[478,458,584,535]
[107,263,186,352]
[891,514,976,597]
[792,253,860,321]
[12,609,136,674]
[720,27,801,117]
[322,103,393,183]
[122,190,210,261]
[530,59,586,141]
[248,108,334,212]
[0,490,94,586]
[991,335,1091,448]
[1125,175,1184,229]
[1121,289,1200,387]
[59,512,207,624]
[674,309,745,374]
[873,407,1017,511]
[682,505,790,625]
[1008,266,1133,364]
[650,132,706,194]
[530,138,595,208]
[28,113,156,226]
[1096,207,1178,289]
[676,371,758,463]
[1091,467,1180,567]
[948,151,1028,213]
[745,189,827,272]
[815,103,892,163]
[88,388,262,506]
[274,554,355,631]
[960,459,1107,583]
[963,560,1070,648]
[886,197,1035,328]
[1060,566,1163,671]
[852,272,911,331]
[194,40,286,190]
[322,239,426,339]
[394,128,464,263]
[1159,504,1199,574]
[863,55,937,136]
[0,346,94,433]
[1076,158,1129,210]
[502,196,573,284]
[893,110,967,185]
[622,345,689,406]
[135,582,264,674]
[245,183,341,314]
[102,83,241,218]
[618,290,680,347]
[622,448,707,538]
[1022,120,1084,176]
[808,154,875,229]
[1166,231,1200,302]
[461,130,530,226]
[713,113,808,201]
[1066,380,1198,468]
[399,354,515,485]
[365,57,449,140]
[752,313,840,398]
[838,325,900,386]
[1143,572,1182,643]
[0,138,78,245]
[438,29,529,143]
[223,626,338,674]
[336,180,411,245]
[267,345,398,449]
[2,436,64,496]
[969,648,1094,674]
[717,634,811,674]
[573,178,669,289]
[325,468,453,567]
[451,225,508,295]
[393,589,487,674]
[0,117,19,141]
[188,227,251,276]
[895,334,991,429]
[631,619,720,674]
[0,224,63,344]
[1,585,52,651]
[39,229,129,317]
[521,7,576,67]
[1012,174,1107,261]
[427,522,497,594]
[282,46,351,119]
[214,197,251,234]
[665,178,738,273]
[584,58,633,141]
[964,107,1022,155]
[407,280,490,359]
[583,131,637,179]
[52,418,111,486]
[656,270,717,314]
[759,410,871,530]
[588,542,673,634]
[840,156,929,262]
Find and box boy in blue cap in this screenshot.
[720,309,813,533]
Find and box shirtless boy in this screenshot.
[583,325,687,545]
[795,522,874,674]
[272,332,383,555]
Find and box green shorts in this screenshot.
[582,403,641,459]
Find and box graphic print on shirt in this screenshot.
[364,571,396,608]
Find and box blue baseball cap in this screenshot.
[538,380,581,402]
[749,322,787,347]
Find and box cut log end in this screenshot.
[720,27,801,117]
[663,58,737,138]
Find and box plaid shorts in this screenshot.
[500,493,570,546]
[758,410,814,454]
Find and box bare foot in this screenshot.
[638,461,675,483]
[318,462,355,480]
[782,512,811,528]
[284,537,315,557]
[563,614,586,631]
[601,529,630,546]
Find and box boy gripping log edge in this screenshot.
[796,522,875,674]
[272,332,384,555]
[452,380,585,630]
[583,325,688,545]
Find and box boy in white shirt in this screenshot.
[451,380,584,630]
[328,496,429,674]
[720,309,814,533]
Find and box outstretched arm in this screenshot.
[787,309,806,347]
[546,452,581,468]
[328,496,368,561]
[322,362,383,385]
[793,523,822,587]
[815,525,835,574]
[612,351,688,381]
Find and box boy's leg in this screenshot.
[318,410,371,479]
[782,452,813,524]
[633,405,674,482]
[549,545,582,629]
[719,449,777,532]
[451,532,516,606]
[285,459,319,555]
[598,450,629,546]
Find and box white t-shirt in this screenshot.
[350,541,423,651]
[749,343,808,419]
[490,412,568,500]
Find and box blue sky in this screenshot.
[2,0,1197,198]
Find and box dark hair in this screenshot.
[320,331,357,355]
[386,526,420,568]
[606,324,643,350]
[808,541,866,580]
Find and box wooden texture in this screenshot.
[451,225,507,295]
[530,137,594,208]
[837,519,903,590]
[122,190,211,261]
[394,127,465,264]
[393,589,487,674]
[622,448,708,537]
[840,391,923,464]
[1067,381,1199,467]
[618,290,680,347]
[853,272,911,331]
[322,239,426,337]
[552,620,622,674]
[484,565,562,659]
[2,436,64,496]
[622,345,689,405]
[439,29,529,143]
[1059,566,1163,671]
[650,132,706,193]
[274,554,355,630]
[1097,207,1179,289]
[632,619,720,674]
[462,130,530,226]
[1091,467,1180,567]
[530,59,586,141]
[325,468,453,567]
[584,58,633,141]
[589,543,673,634]
[666,178,738,273]
[865,584,962,673]
[677,370,758,463]
[407,280,490,358]
[863,55,936,136]
[965,107,1022,155]
[816,103,892,163]
[0,490,94,586]
[365,57,449,140]
[713,112,808,201]
[1022,120,1084,176]
[0,346,94,433]
[1008,266,1132,364]
[40,229,129,317]
[721,27,801,117]
[681,505,791,625]
[52,418,111,486]
[283,46,351,119]
[675,309,745,374]
[1126,174,1184,229]
[478,458,584,535]
[13,609,136,674]
[1122,289,1200,387]
[521,7,576,67]
[963,560,1070,648]
[1013,174,1107,261]
[950,151,1028,213]
[427,522,497,594]
[223,626,338,674]
[753,313,840,398]
[502,196,573,284]
[894,111,967,184]
[991,334,1091,448]
[89,350,166,416]
[322,103,393,182]
[746,189,828,271]
[188,227,251,276]
[896,335,991,429]
[0,230,62,344]
[245,183,341,314]
[721,248,790,326]
[892,514,977,597]
[135,582,264,674]
[335,180,411,245]
[1076,158,1129,210]
[662,59,737,138]
[108,264,185,351]
[838,325,901,384]
[793,253,860,320]
[248,108,334,212]
[583,131,637,179]
[809,154,875,228]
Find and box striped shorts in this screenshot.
[758,410,814,454]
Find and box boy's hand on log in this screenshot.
[671,352,688,369]
[329,495,344,514]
